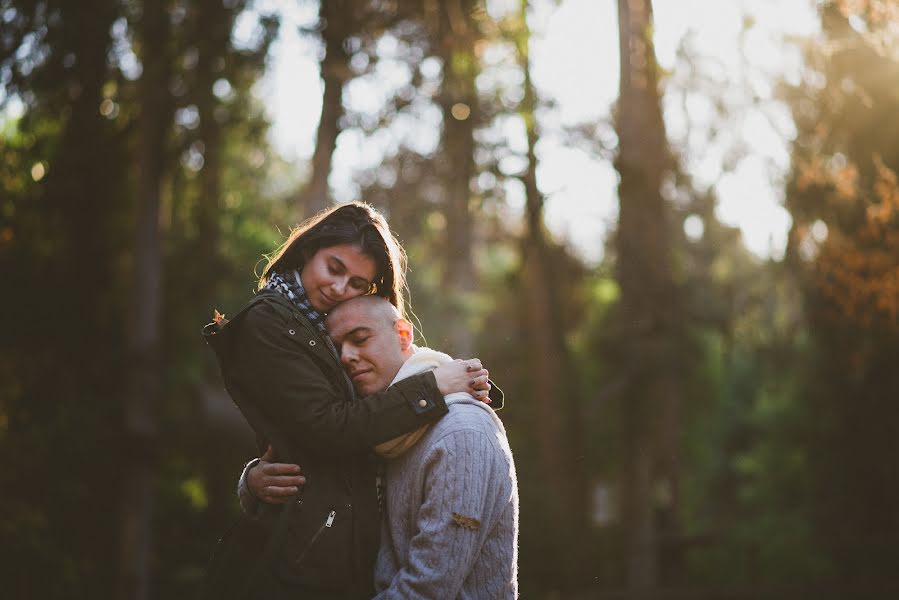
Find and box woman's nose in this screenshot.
[331,277,347,296]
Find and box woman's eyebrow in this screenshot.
[328,255,347,270]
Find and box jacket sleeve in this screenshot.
[230,301,448,456]
[372,429,505,600]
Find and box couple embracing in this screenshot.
[204,203,518,599]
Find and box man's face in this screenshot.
[326,299,407,396]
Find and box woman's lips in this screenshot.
[320,291,337,307]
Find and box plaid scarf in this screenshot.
[265,269,327,334]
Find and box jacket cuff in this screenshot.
[393,370,448,419]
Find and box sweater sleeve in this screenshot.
[230,302,448,456]
[372,429,503,600]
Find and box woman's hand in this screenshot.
[433,359,491,403]
[247,446,306,504]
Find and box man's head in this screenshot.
[325,296,415,396]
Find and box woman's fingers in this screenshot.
[264,483,301,498]
[250,460,304,503]
[468,373,490,395]
[264,473,305,486]
[261,462,302,476]
[262,463,305,489]
[457,358,492,404]
[473,389,492,404]
[468,372,490,387]
[260,473,305,502]
[435,359,490,396]
[262,491,290,504]
[467,372,492,405]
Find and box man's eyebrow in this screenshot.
[344,325,372,338]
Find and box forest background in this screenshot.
[2,0,899,598]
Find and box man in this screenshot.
[241,296,519,598]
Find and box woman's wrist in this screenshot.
[237,458,262,517]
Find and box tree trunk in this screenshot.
[298,0,354,217]
[436,0,479,357]
[118,1,171,598]
[45,1,122,586]
[195,0,233,302]
[614,0,681,590]
[516,0,588,546]
[194,0,235,531]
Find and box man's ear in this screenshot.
[395,318,414,351]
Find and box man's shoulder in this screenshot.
[415,404,516,482]
[427,401,507,445]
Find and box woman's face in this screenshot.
[300,243,378,313]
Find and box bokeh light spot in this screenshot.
[31,162,46,181]
[427,211,447,231]
[451,102,471,120]
[684,214,705,241]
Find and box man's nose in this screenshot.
[340,345,356,366]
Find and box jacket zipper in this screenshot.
[294,510,337,566]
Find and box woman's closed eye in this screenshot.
[349,278,369,292]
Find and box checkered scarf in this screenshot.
[265,269,327,334]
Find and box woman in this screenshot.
[204,202,488,599]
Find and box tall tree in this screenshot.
[432,0,481,356]
[193,0,233,282]
[298,0,358,216]
[0,0,127,594]
[613,0,683,589]
[512,0,588,569]
[118,1,172,597]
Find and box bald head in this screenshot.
[327,295,400,331]
[326,296,415,395]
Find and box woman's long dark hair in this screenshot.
[258,202,409,316]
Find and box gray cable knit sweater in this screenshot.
[372,348,519,599]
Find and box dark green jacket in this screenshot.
[204,289,448,598]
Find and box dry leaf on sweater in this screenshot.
[451,512,481,530]
[213,309,228,326]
